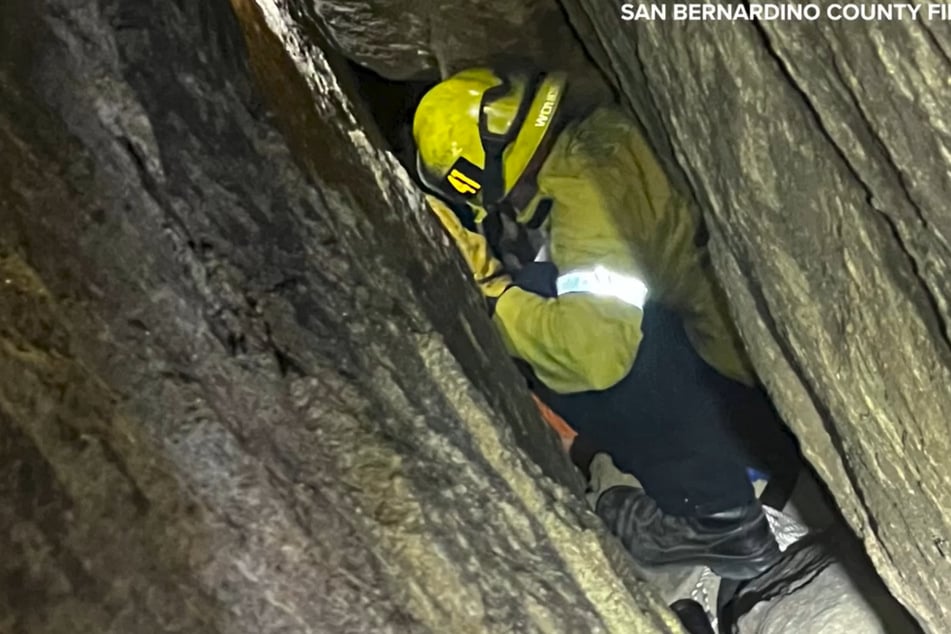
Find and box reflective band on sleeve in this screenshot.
[556,265,648,308]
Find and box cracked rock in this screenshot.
[0,0,681,631]
[565,2,951,631]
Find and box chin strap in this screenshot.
[478,73,541,209]
[479,74,567,266]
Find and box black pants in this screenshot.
[516,263,797,517]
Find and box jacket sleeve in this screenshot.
[572,107,757,388]
[487,106,754,394]
[487,122,648,395]
[491,287,644,394]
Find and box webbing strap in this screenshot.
[556,266,648,308]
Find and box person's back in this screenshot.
[413,66,790,580]
[538,107,753,385]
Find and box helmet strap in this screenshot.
[502,78,571,234]
[478,73,542,209]
[480,208,506,263]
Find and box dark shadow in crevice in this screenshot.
[345,60,435,177]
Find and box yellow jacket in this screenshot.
[492,107,755,393]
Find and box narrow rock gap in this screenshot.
[4,0,949,629]
[715,229,926,632]
[344,60,435,177]
[335,23,921,633]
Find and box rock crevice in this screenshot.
[564,4,951,630]
[0,0,681,631]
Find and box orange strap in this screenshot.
[531,393,577,450]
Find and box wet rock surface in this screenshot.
[0,0,683,631]
[566,2,951,631]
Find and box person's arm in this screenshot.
[492,288,643,394]
[425,194,643,395]
[548,107,756,387]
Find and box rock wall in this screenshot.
[288,0,611,94]
[0,0,682,631]
[565,2,951,631]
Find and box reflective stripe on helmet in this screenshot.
[556,266,648,308]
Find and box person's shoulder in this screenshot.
[581,105,634,128]
[565,107,637,161]
[540,106,636,181]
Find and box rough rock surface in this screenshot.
[0,0,684,631]
[287,0,611,94]
[567,1,951,631]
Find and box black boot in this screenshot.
[596,486,781,580]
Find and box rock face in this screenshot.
[301,0,585,79]
[289,0,611,93]
[0,0,682,631]
[566,2,951,631]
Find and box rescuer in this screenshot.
[413,67,786,579]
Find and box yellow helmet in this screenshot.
[413,67,566,218]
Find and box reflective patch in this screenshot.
[445,157,483,198]
[556,266,648,308]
